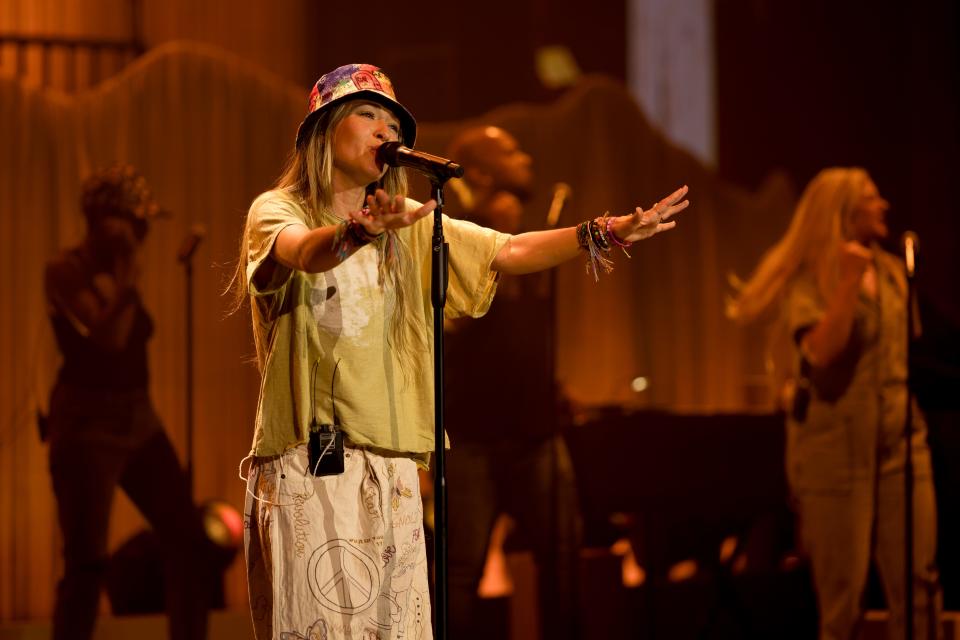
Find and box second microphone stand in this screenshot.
[903,235,918,640]
[177,227,204,493]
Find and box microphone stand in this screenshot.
[903,235,917,640]
[377,142,462,639]
[430,178,451,640]
[177,228,203,493]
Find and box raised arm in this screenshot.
[45,253,140,351]
[800,241,871,367]
[263,191,436,280]
[491,185,689,275]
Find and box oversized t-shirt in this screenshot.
[243,188,509,462]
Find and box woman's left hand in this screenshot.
[349,189,436,236]
[610,185,690,243]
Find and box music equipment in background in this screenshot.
[106,499,243,614]
[566,409,817,639]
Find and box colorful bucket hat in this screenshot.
[295,63,417,149]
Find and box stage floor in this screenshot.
[0,601,957,639]
[0,610,253,640]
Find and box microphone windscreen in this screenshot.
[376,141,402,166]
[177,224,206,263]
[902,230,918,276]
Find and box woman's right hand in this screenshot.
[838,240,871,284]
[350,189,436,235]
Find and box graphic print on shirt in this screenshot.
[311,250,379,342]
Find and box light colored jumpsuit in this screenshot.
[784,248,942,640]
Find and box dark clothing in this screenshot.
[447,438,582,640]
[49,247,152,390]
[445,273,556,444]
[47,385,210,640]
[45,248,210,640]
[445,273,582,639]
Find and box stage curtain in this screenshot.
[0,41,794,619]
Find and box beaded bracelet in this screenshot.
[575,217,614,281]
[589,214,612,252]
[576,219,592,252]
[605,217,633,257]
[332,211,382,261]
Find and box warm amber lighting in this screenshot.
[667,559,698,583]
[719,535,738,563]
[610,537,646,587]
[477,515,515,598]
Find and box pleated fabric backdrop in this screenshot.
[0,41,794,619]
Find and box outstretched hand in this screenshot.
[348,189,436,236]
[610,185,690,243]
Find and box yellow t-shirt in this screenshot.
[243,189,509,463]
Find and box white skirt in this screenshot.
[244,443,433,639]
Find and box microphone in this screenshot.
[377,142,464,181]
[903,230,918,278]
[546,182,571,228]
[177,224,206,264]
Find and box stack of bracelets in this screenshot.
[576,213,634,281]
[332,208,382,261]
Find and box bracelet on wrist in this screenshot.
[575,216,615,281]
[332,215,382,261]
[605,216,633,256]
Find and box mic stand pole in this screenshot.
[904,249,917,640]
[178,230,203,494]
[184,249,195,491]
[544,195,563,637]
[430,178,450,640]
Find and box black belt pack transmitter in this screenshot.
[308,358,346,476]
[308,422,344,476]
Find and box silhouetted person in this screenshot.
[443,125,582,640]
[44,164,210,640]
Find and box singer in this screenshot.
[43,165,212,640]
[728,167,942,639]
[231,63,688,640]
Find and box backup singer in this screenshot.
[728,167,942,639]
[44,165,211,640]
[443,125,582,640]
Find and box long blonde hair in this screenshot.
[728,167,871,322]
[229,100,425,373]
[727,167,872,396]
